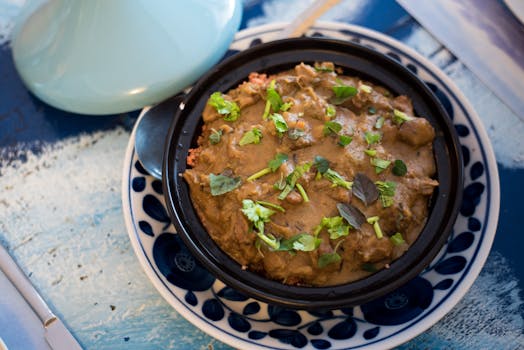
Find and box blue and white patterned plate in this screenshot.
[121,22,500,350]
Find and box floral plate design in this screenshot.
[121,22,500,350]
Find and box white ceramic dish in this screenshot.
[122,22,499,350]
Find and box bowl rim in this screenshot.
[162,37,464,310]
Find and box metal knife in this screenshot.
[0,244,82,350]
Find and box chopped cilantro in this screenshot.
[326,104,336,118]
[359,84,372,93]
[295,183,310,203]
[278,162,312,200]
[323,168,352,189]
[368,106,377,115]
[392,109,414,125]
[390,232,406,245]
[209,128,222,144]
[392,159,407,176]
[314,63,335,73]
[209,173,241,196]
[364,149,377,157]
[247,153,288,181]
[375,116,385,129]
[366,216,383,239]
[279,233,321,252]
[370,157,391,174]
[318,252,341,268]
[338,135,353,147]
[241,199,279,250]
[313,155,330,174]
[315,216,350,240]
[239,127,262,146]
[270,113,288,135]
[375,181,396,208]
[332,82,358,104]
[208,92,240,121]
[323,121,343,136]
[364,131,382,145]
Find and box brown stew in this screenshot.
[183,62,438,286]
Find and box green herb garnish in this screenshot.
[209,173,242,196]
[278,233,321,252]
[375,181,396,208]
[314,63,335,73]
[338,135,353,147]
[331,82,358,104]
[392,109,414,125]
[270,113,288,135]
[208,92,240,121]
[323,121,343,136]
[248,153,288,181]
[278,162,312,200]
[368,106,377,115]
[326,104,336,118]
[364,131,382,145]
[313,155,330,174]
[390,232,406,245]
[366,216,383,239]
[364,149,377,157]
[323,168,352,189]
[315,216,350,240]
[318,252,341,268]
[209,128,222,144]
[359,84,372,93]
[295,183,310,203]
[392,159,407,176]
[375,116,385,129]
[370,157,391,174]
[241,199,279,250]
[239,127,263,146]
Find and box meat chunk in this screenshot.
[398,118,435,147]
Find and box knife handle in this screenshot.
[0,244,56,324]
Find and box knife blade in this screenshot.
[0,244,82,350]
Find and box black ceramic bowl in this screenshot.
[162,38,463,310]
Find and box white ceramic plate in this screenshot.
[122,22,499,350]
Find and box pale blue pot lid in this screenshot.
[11,0,242,115]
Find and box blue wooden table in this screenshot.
[0,1,522,349]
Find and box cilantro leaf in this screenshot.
[241,199,280,250]
[268,153,288,172]
[209,128,222,144]
[208,92,240,121]
[375,116,385,129]
[366,216,384,239]
[270,113,288,135]
[390,232,406,245]
[364,131,382,145]
[392,109,414,125]
[279,233,321,252]
[323,121,343,136]
[370,157,391,174]
[323,169,352,189]
[375,181,396,208]
[239,127,262,146]
[338,135,353,147]
[392,159,407,176]
[313,155,330,174]
[278,162,312,200]
[331,82,358,104]
[209,173,241,196]
[318,252,341,268]
[326,104,336,118]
